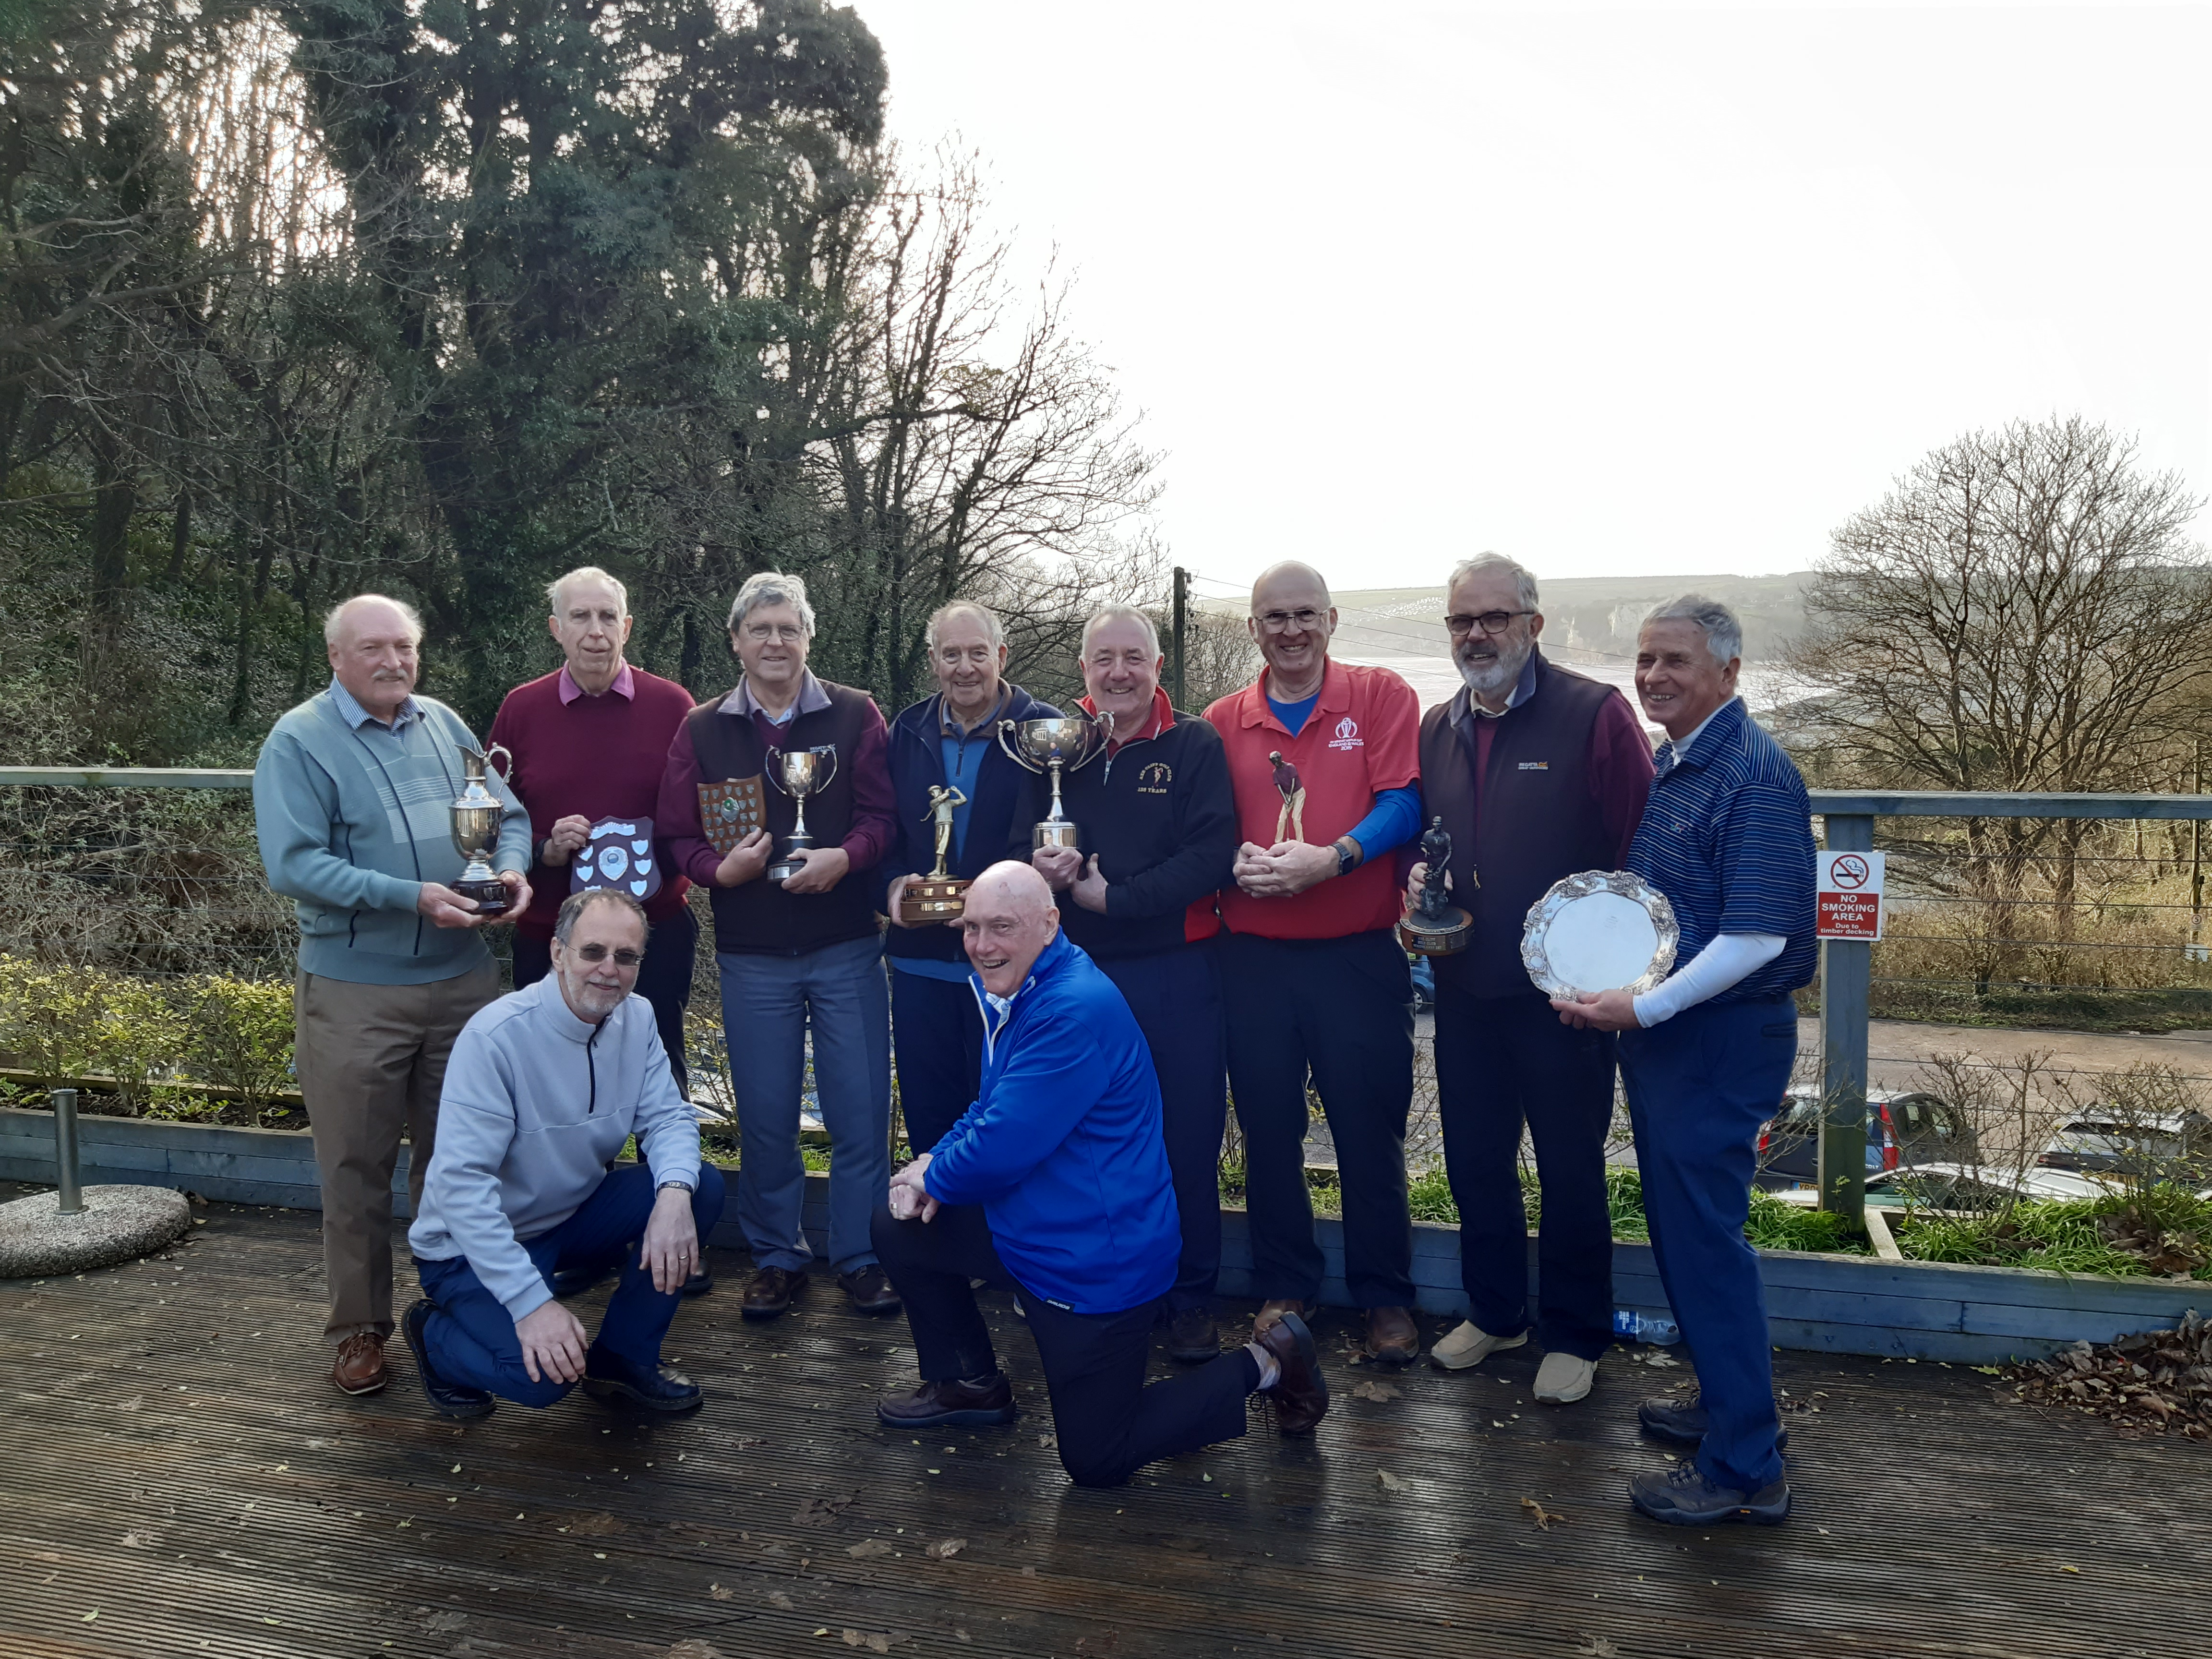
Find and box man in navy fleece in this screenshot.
[870,862,1329,1488]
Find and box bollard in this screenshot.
[51,1086,84,1215]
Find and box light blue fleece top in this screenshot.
[407,976,703,1320]
[252,682,531,985]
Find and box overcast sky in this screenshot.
[855,0,2212,593]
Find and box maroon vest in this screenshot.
[685,682,880,957]
[1418,652,1623,999]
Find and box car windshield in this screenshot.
[2056,1122,2185,1159]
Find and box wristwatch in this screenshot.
[1334,838,1359,878]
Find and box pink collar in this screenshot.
[558,662,635,704]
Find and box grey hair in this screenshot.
[727,570,817,637]
[1080,604,1161,659]
[547,565,629,617]
[553,887,648,944]
[324,593,424,647]
[926,599,1004,652]
[1448,553,1539,614]
[1642,593,1743,667]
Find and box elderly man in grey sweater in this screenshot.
[403,889,726,1418]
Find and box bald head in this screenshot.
[324,594,422,721]
[960,860,1062,996]
[1247,562,1336,697]
[1250,561,1331,612]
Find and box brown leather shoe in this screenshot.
[875,1372,1018,1429]
[330,1331,388,1395]
[1254,1298,1308,1338]
[741,1266,806,1321]
[838,1263,902,1317]
[1254,1310,1329,1435]
[1365,1305,1419,1364]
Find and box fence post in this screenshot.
[1817,814,1872,1226]
[1171,566,1189,710]
[51,1087,84,1214]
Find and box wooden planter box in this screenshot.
[5,1106,2200,1362]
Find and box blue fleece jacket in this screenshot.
[921,930,1180,1314]
[253,685,531,985]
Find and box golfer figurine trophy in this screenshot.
[998,712,1114,849]
[1397,816,1474,956]
[1268,751,1306,842]
[898,784,972,924]
[764,744,838,885]
[448,742,517,916]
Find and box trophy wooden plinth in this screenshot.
[1398,904,1473,957]
[453,874,512,916]
[898,875,970,925]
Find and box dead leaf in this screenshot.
[793,1490,860,1528]
[1036,1433,1058,1449]
[840,1634,896,1654]
[1520,1497,1568,1531]
[769,1591,795,1611]
[1375,1469,1407,1493]
[708,1584,733,1602]
[1349,1380,1400,1403]
[1573,1636,1619,1658]
[120,1532,157,1549]
[846,1538,894,1558]
[668,1644,728,1659]
[569,1512,620,1537]
[926,1538,966,1560]
[422,1611,467,1632]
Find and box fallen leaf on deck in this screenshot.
[422,1611,466,1632]
[1520,1497,1567,1531]
[1036,1433,1058,1449]
[793,1490,860,1528]
[1644,1353,1681,1368]
[571,1512,621,1536]
[116,1396,143,1411]
[847,1538,894,1558]
[769,1591,795,1611]
[709,1583,733,1601]
[1376,1469,1408,1493]
[1573,1636,1618,1658]
[926,1538,966,1560]
[1350,1380,1400,1403]
[668,1643,727,1659]
[120,1532,157,1549]
[840,1633,895,1653]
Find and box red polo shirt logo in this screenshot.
[1327,716,1361,751]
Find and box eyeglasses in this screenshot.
[1444,610,1535,637]
[741,622,805,644]
[1255,607,1327,633]
[573,944,646,968]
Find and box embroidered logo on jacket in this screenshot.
[1138,761,1173,795]
[1517,760,1549,770]
[1327,717,1363,751]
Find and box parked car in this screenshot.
[2036,1109,2211,1182]
[1755,1087,1976,1186]
[1880,1161,2110,1209]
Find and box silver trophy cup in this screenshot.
[449,743,516,915]
[997,713,1115,850]
[765,744,840,885]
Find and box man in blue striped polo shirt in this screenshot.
[1552,595,1815,1527]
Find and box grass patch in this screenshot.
[1900,1184,2212,1280]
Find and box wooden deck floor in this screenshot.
[1,1188,2205,1659]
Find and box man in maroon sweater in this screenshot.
[657,571,902,1321]
[490,568,701,1091]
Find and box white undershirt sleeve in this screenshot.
[1632,932,1787,1028]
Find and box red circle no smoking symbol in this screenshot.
[1830,854,1871,890]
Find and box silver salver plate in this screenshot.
[1521,870,1679,999]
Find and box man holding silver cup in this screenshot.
[883,601,1061,1153]
[657,572,901,1322]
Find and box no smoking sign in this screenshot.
[1816,850,1886,940]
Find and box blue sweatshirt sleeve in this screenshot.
[253,726,422,914]
[629,1009,703,1190]
[1346,785,1422,860]
[922,1005,1107,1206]
[418,1030,548,1320]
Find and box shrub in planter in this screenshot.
[180,975,296,1121]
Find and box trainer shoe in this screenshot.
[1533,1351,1598,1404]
[1429,1321,1527,1372]
[1637,1390,1790,1452]
[1629,1461,1791,1526]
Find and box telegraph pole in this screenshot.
[1171,566,1189,709]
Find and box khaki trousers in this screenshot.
[294,960,501,1343]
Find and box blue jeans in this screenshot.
[413,1162,726,1407]
[1619,995,1799,1492]
[716,932,891,1274]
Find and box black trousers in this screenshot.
[514,905,697,1095]
[1218,927,1416,1307]
[889,967,986,1153]
[1433,983,1617,1359]
[870,1204,1255,1488]
[1094,943,1228,1313]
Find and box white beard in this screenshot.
[1456,639,1532,699]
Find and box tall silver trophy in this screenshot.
[449,743,516,916]
[997,713,1115,850]
[765,744,839,885]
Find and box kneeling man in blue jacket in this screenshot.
[873,861,1328,1486]
[404,888,726,1418]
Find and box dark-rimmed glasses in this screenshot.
[573,943,646,968]
[1445,610,1535,637]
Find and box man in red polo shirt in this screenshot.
[490,567,701,1092]
[1204,561,1426,1362]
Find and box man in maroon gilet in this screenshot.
[658,572,900,1322]
[1409,554,1653,1405]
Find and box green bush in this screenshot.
[1901,1185,2212,1280]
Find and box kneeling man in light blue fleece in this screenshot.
[405,888,726,1417]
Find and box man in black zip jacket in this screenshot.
[1025,605,1240,1362]
[885,601,1059,1152]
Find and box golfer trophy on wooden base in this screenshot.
[765,744,838,885]
[449,743,517,916]
[1397,816,1474,957]
[898,784,971,924]
[998,713,1114,850]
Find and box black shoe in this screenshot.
[580,1347,703,1414]
[1637,1391,1791,1452]
[550,1265,608,1299]
[401,1300,495,1420]
[839,1263,902,1317]
[681,1267,713,1298]
[1164,1306,1221,1364]
[875,1373,1018,1430]
[1253,1310,1329,1436]
[1629,1461,1791,1526]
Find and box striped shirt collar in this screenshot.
[326,677,423,733]
[1657,697,1742,773]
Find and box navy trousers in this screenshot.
[1218,927,1416,1308]
[1433,985,1617,1360]
[889,966,985,1154]
[514,905,698,1095]
[870,1203,1255,1488]
[1619,995,1799,1492]
[1094,943,1228,1314]
[413,1162,726,1408]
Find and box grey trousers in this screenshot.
[715,932,891,1274]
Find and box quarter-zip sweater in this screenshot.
[407,976,702,1321]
